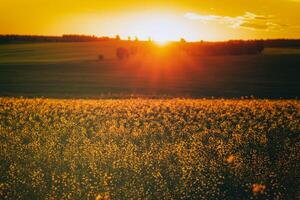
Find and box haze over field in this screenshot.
[0,41,299,98]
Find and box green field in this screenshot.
[0,42,299,98]
[0,98,299,199]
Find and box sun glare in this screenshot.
[67,12,207,42]
[154,40,169,46]
[123,13,189,42]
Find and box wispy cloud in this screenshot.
[184,12,283,30]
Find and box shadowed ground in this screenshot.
[0,42,299,98]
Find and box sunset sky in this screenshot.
[1,0,300,41]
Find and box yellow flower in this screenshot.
[252,183,266,194]
[225,155,235,164]
[95,192,110,200]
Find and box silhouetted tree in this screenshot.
[180,38,186,43]
[116,47,129,60]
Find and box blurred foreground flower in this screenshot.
[226,155,235,164]
[95,192,110,200]
[252,183,266,195]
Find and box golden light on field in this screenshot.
[1,98,299,198]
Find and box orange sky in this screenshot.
[1,0,300,41]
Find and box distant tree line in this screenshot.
[262,39,300,48]
[1,34,300,56]
[1,34,300,48]
[190,39,300,48]
[185,40,265,56]
[115,41,265,60]
[0,34,113,44]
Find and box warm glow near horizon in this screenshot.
[1,0,300,41]
[109,13,202,42]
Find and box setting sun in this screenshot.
[135,15,183,42]
[154,40,169,46]
[117,13,193,42]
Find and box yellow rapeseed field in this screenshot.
[0,98,299,199]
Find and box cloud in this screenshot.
[184,12,281,31]
[239,22,268,30]
[184,13,221,21]
[243,12,272,20]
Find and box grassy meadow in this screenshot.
[0,98,299,199]
[0,41,299,98]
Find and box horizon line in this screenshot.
[1,34,300,43]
